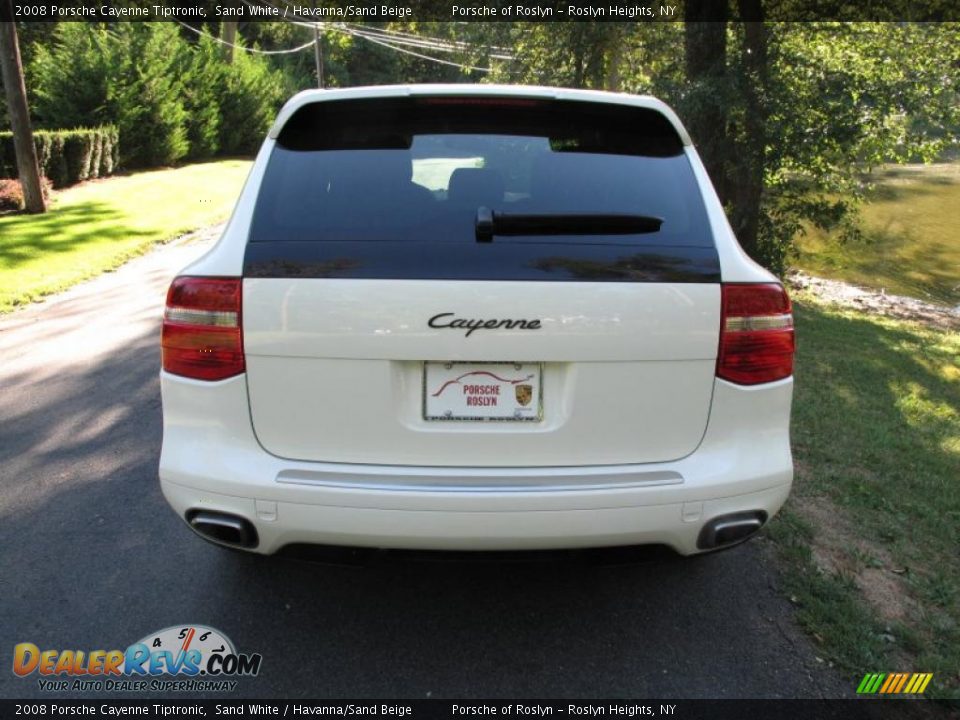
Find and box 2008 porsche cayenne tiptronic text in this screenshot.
[159,85,795,555]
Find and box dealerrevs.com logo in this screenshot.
[12,625,261,692]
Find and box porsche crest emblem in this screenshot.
[515,384,533,407]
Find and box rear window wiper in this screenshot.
[475,207,663,242]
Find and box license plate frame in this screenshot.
[422,361,543,422]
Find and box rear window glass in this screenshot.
[249,98,713,248]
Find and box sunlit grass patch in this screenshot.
[0,160,252,313]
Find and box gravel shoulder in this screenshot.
[787,270,960,331]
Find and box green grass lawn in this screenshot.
[767,294,959,699]
[0,160,252,313]
[795,163,960,306]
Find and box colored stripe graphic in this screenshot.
[904,674,921,694]
[892,673,910,693]
[879,674,896,693]
[879,674,894,694]
[860,673,885,694]
[857,672,932,694]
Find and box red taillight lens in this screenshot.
[161,277,244,381]
[717,283,795,385]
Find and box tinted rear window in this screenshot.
[251,98,711,248]
[245,97,719,283]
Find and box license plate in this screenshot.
[423,362,542,422]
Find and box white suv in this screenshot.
[159,85,795,556]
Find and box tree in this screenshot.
[731,0,767,260]
[220,20,238,64]
[113,23,189,167]
[178,34,224,159]
[489,19,960,273]
[746,22,959,270]
[30,23,114,130]
[683,6,730,206]
[216,44,284,155]
[0,11,46,213]
[489,23,631,89]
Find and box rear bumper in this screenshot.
[163,479,789,555]
[159,373,793,555]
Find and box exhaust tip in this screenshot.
[697,510,767,550]
[186,510,258,549]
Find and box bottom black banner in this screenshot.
[1,700,956,720]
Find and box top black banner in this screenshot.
[4,0,960,22]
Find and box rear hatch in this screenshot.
[242,94,721,467]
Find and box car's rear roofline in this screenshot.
[267,84,693,147]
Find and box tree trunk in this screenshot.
[604,25,624,92]
[572,34,586,88]
[313,24,324,88]
[729,0,768,260]
[0,11,47,213]
[684,4,729,205]
[220,21,237,64]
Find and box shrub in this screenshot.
[179,35,224,160]
[0,179,24,211]
[63,133,92,183]
[217,49,284,156]
[0,133,19,179]
[111,23,189,168]
[0,176,52,212]
[35,133,67,187]
[0,127,119,188]
[88,130,103,180]
[28,23,285,166]
[29,23,114,131]
[105,126,119,176]
[30,23,187,169]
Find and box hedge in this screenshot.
[0,126,119,188]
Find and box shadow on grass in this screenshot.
[792,302,958,514]
[0,201,152,269]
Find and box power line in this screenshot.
[322,24,500,72]
[278,20,500,73]
[236,0,512,72]
[173,18,317,55]
[177,0,514,75]
[340,24,515,60]
[341,22,515,58]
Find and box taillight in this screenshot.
[161,277,244,381]
[717,283,795,385]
